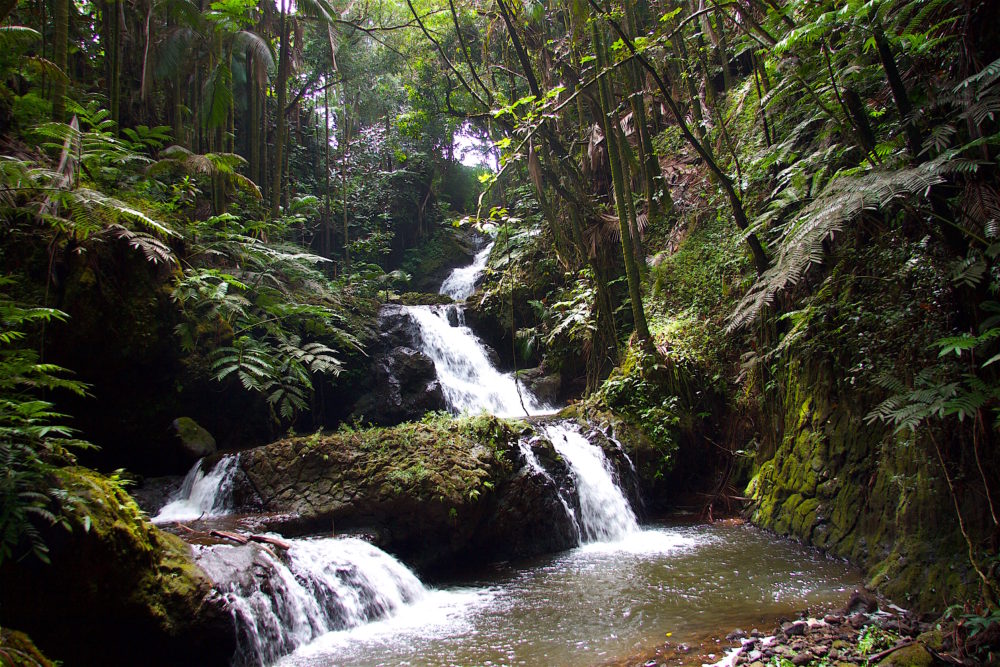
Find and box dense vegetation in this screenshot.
[1,0,999,661]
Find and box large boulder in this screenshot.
[0,468,236,667]
[172,416,217,463]
[235,416,580,571]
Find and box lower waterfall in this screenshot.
[196,537,431,667]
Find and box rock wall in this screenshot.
[745,362,988,611]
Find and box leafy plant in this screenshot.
[0,279,92,565]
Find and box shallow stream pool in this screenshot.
[277,521,861,667]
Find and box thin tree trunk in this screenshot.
[593,21,651,346]
[589,0,769,275]
[271,0,290,217]
[52,0,68,120]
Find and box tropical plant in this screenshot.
[0,279,91,565]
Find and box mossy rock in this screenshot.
[172,416,217,462]
[0,468,235,666]
[0,627,56,667]
[391,291,455,306]
[238,415,579,571]
[874,642,935,666]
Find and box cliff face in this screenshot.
[746,361,984,611]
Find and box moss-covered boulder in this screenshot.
[0,468,236,666]
[235,416,580,571]
[172,416,217,463]
[0,627,56,667]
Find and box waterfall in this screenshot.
[440,242,492,300]
[196,537,427,667]
[152,454,240,524]
[172,240,647,666]
[404,305,549,417]
[540,422,638,542]
[410,236,640,544]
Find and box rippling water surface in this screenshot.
[277,522,860,667]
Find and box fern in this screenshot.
[729,156,954,330]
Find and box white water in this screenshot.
[182,243,662,666]
[405,305,551,417]
[541,422,639,542]
[440,242,492,300]
[196,537,435,667]
[152,455,240,524]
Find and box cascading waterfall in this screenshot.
[404,305,549,417]
[196,537,428,667]
[153,454,241,524]
[167,240,649,666]
[540,422,639,542]
[440,242,492,300]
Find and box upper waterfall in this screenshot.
[405,236,552,417]
[439,242,493,300]
[405,306,549,417]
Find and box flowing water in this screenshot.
[152,454,241,523]
[404,305,550,417]
[440,242,493,300]
[161,242,862,666]
[275,523,859,667]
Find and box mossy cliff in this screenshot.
[745,361,983,611]
[733,237,996,612]
[0,468,235,666]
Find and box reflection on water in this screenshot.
[277,522,860,667]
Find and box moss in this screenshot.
[0,627,56,667]
[0,467,234,666]
[874,642,935,666]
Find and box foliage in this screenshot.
[857,624,899,655]
[0,280,92,566]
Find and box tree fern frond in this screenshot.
[729,157,952,330]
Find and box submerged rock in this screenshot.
[0,467,236,667]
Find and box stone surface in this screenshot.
[0,468,235,666]
[172,416,217,463]
[234,417,602,572]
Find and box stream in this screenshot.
[275,522,857,667]
[154,240,862,666]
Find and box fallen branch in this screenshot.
[866,639,914,663]
[248,534,292,550]
[209,530,249,545]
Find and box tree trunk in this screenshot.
[593,21,651,346]
[52,0,68,120]
[271,0,290,217]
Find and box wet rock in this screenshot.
[350,346,446,425]
[848,613,867,629]
[236,418,581,572]
[516,367,561,404]
[173,416,216,463]
[845,588,878,615]
[824,613,844,624]
[791,652,812,665]
[726,628,747,641]
[782,620,808,637]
